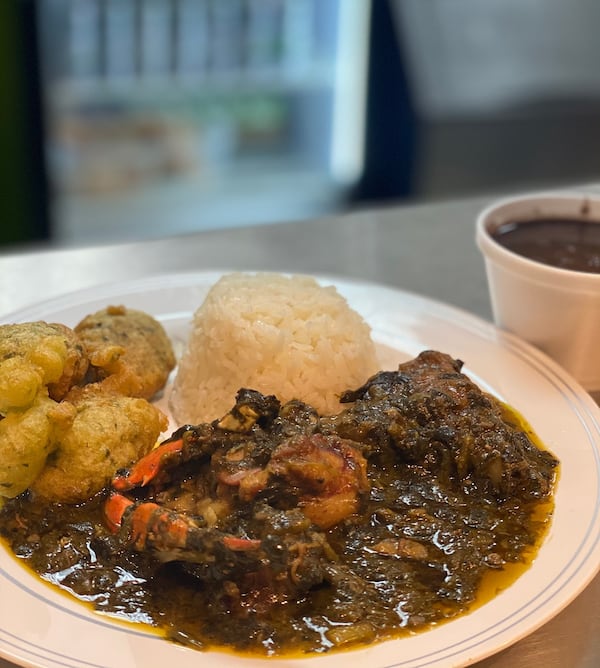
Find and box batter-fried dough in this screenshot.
[75,305,176,400]
[0,395,74,498]
[31,385,168,504]
[0,321,88,409]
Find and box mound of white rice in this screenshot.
[169,272,380,424]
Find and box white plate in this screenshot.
[1,271,600,668]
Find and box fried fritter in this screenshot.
[31,385,168,504]
[74,305,176,400]
[0,394,75,498]
[0,307,173,503]
[0,321,88,498]
[0,321,88,409]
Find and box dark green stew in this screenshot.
[0,352,558,656]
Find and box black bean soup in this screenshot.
[491,218,600,273]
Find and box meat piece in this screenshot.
[210,428,370,529]
[266,433,370,528]
[332,350,558,501]
[216,387,281,432]
[75,305,175,400]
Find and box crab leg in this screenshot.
[104,492,262,564]
[112,438,184,491]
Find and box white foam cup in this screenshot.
[476,191,600,391]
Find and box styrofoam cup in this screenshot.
[476,191,600,391]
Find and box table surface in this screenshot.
[1,189,599,668]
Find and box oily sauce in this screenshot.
[0,400,557,658]
[491,218,600,273]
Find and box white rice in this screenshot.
[169,272,380,424]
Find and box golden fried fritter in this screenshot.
[0,307,173,503]
[31,385,168,504]
[0,394,75,498]
[0,321,87,498]
[74,305,175,400]
[0,321,88,409]
[45,323,90,400]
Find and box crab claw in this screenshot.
[103,492,262,562]
[105,493,199,551]
[104,492,133,532]
[112,438,184,491]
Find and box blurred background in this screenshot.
[2,0,600,248]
